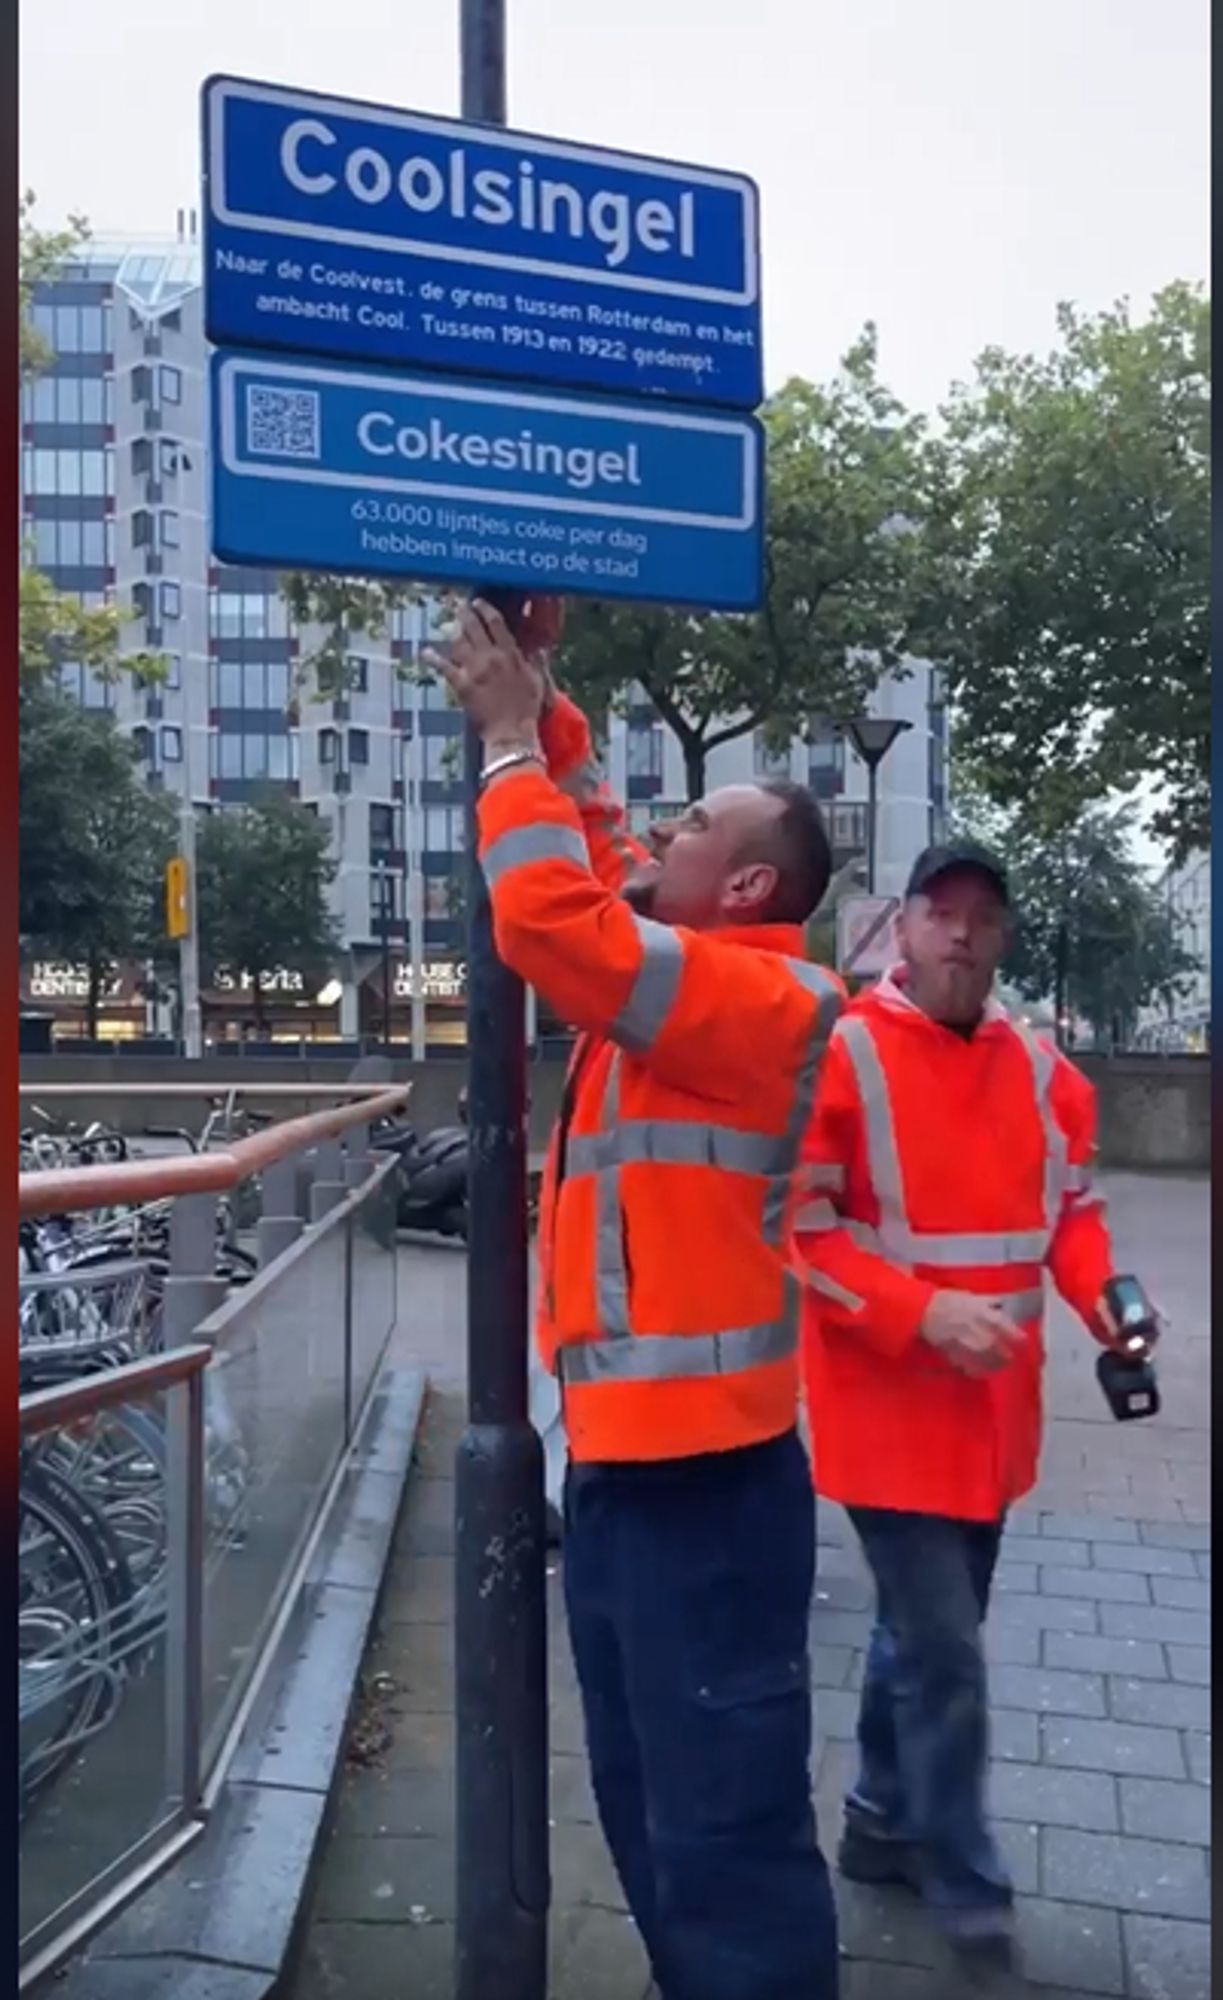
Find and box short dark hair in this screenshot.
[754,780,833,924]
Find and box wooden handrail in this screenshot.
[19,1082,405,1099]
[18,1085,412,1219]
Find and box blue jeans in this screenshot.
[847,1507,1013,1912]
[564,1431,840,2000]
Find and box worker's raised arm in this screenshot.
[538,687,649,894]
[478,764,840,1100]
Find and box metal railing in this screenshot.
[18,1088,409,1986]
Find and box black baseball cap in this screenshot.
[905,841,1010,905]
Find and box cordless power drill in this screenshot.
[1095,1276,1162,1421]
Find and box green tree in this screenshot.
[953,782,1197,1048]
[917,283,1209,857]
[556,330,928,799]
[20,192,89,380]
[19,686,178,1034]
[197,795,340,1031]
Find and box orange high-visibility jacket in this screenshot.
[792,971,1115,1520]
[478,693,844,1464]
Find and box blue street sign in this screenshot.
[211,350,763,609]
[203,76,762,409]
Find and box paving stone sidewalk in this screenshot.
[291,1174,1210,2000]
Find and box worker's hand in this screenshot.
[919,1292,1026,1378]
[518,595,565,664]
[426,599,545,756]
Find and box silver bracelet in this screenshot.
[481,746,545,787]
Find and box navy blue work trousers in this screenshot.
[563,1430,840,2000]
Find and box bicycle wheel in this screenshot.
[19,1461,136,1813]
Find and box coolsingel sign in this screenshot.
[280,120,697,275]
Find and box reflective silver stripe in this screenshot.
[609,917,685,1053]
[1014,1025,1067,1228]
[568,1119,788,1180]
[794,1198,838,1233]
[800,1163,846,1193]
[482,820,589,888]
[837,1015,1050,1267]
[556,1313,795,1385]
[1065,1188,1107,1217]
[594,1055,630,1338]
[760,959,842,1247]
[1002,1288,1045,1323]
[1064,1164,1092,1194]
[803,1269,866,1314]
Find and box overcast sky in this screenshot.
[21,0,1208,414]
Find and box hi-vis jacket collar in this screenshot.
[872,965,1012,1035]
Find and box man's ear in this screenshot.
[723,861,778,914]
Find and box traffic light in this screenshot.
[165,856,190,940]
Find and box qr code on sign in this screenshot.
[245,384,321,461]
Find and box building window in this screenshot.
[830,802,867,852]
[626,724,663,780]
[424,875,456,919]
[160,438,182,478]
[209,589,290,640]
[424,806,466,853]
[161,581,181,620]
[349,728,370,766]
[132,724,152,763]
[164,653,182,690]
[160,364,182,405]
[132,510,153,549]
[370,870,399,928]
[319,728,338,767]
[370,802,395,852]
[132,437,153,476]
[348,655,370,692]
[160,511,180,549]
[161,726,183,763]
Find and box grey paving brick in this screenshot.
[1108,1676,1211,1732]
[1118,1775,1213,1845]
[1093,1541,1198,1579]
[1193,1549,1209,1578]
[990,1707,1040,1762]
[988,1759,1118,1832]
[313,1833,456,1923]
[995,1816,1039,1894]
[1038,1512,1139,1545]
[809,1609,873,1649]
[814,1688,861,1741]
[1042,1632,1166,1680]
[1040,1716,1187,1780]
[990,1592,1099,1635]
[1122,1914,1212,2000]
[1041,1565,1151,1605]
[1166,1644,1210,1685]
[834,1879,940,1969]
[1099,1602,1210,1648]
[1001,1533,1092,1568]
[843,1965,943,2000]
[985,1620,1043,1666]
[989,1664,1107,1717]
[993,1560,1039,1592]
[1012,1896,1124,1995]
[811,1642,856,1689]
[1182,1732,1210,1785]
[812,1573,875,1612]
[1040,1827,1210,1920]
[1138,1520,1211,1552]
[1150,1574,1210,1612]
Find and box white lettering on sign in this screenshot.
[27,961,124,1002]
[355,410,642,493]
[213,967,307,995]
[278,119,697,273]
[393,960,466,1000]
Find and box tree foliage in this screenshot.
[953,780,1197,1048]
[196,796,340,1028]
[556,329,928,798]
[917,283,1209,858]
[19,686,178,1032]
[19,192,89,380]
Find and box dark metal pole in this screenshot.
[379,863,393,1050]
[866,758,879,895]
[453,7,549,1999]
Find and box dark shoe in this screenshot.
[935,1901,1016,1970]
[838,1820,924,1892]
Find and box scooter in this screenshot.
[373,1113,469,1242]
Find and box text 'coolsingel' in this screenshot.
[355,412,644,493]
[280,120,699,273]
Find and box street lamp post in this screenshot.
[845,716,913,894]
[376,857,393,1050]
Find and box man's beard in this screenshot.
[622,869,659,916]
